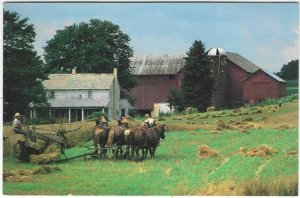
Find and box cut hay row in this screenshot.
[238,145,277,157]
[3,165,61,183]
[197,174,298,196]
[198,145,219,158]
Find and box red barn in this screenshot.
[130,49,287,112]
[129,55,184,113]
[242,69,287,104]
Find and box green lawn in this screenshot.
[3,127,298,195]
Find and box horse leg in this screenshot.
[141,148,145,161]
[152,145,157,158]
[130,146,135,161]
[144,148,148,159]
[119,147,123,159]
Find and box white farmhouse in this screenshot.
[30,68,132,122]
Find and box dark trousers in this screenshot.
[13,128,36,142]
[13,128,29,136]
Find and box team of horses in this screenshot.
[92,116,166,161]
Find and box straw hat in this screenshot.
[14,112,21,118]
[100,116,107,123]
[144,114,150,118]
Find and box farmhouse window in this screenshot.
[50,91,55,99]
[88,90,92,98]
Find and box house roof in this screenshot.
[130,54,185,75]
[225,52,260,73]
[47,98,109,108]
[43,74,114,90]
[242,69,286,83]
[120,98,132,108]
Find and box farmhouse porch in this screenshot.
[30,107,108,123]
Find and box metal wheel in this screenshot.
[13,141,24,158]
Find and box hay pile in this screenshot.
[210,130,224,135]
[199,114,210,119]
[287,150,298,156]
[243,117,253,122]
[238,145,277,157]
[29,144,61,164]
[219,111,226,115]
[198,145,219,158]
[267,105,278,113]
[275,124,293,130]
[236,122,261,133]
[207,106,215,112]
[216,120,234,131]
[3,165,61,182]
[254,109,263,114]
[232,108,242,113]
[211,114,222,118]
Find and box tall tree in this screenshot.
[167,88,184,112]
[181,40,214,112]
[3,10,48,121]
[275,59,298,80]
[44,19,136,91]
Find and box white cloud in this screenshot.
[33,19,76,58]
[281,25,299,63]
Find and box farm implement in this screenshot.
[13,118,94,163]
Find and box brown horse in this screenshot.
[124,126,148,161]
[144,124,166,158]
[105,118,129,159]
[92,116,110,158]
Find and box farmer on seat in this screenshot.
[12,112,35,142]
[143,114,157,128]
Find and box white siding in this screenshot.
[48,90,109,100]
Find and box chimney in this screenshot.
[113,68,117,78]
[72,67,77,75]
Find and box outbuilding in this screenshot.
[242,69,287,104]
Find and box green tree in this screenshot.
[3,10,48,121]
[275,59,298,80]
[167,88,184,112]
[181,40,214,112]
[44,19,136,91]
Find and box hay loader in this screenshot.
[13,117,94,163]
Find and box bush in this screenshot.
[24,118,40,125]
[255,94,298,107]
[159,112,172,117]
[87,111,108,120]
[128,109,139,117]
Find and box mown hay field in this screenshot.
[2,102,298,195]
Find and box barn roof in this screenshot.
[130,54,185,75]
[264,70,286,82]
[242,69,286,83]
[130,51,261,75]
[225,52,260,73]
[43,74,114,90]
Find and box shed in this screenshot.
[242,69,287,104]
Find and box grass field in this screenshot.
[2,102,298,195]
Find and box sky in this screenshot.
[4,2,299,73]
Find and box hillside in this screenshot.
[3,101,299,195]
